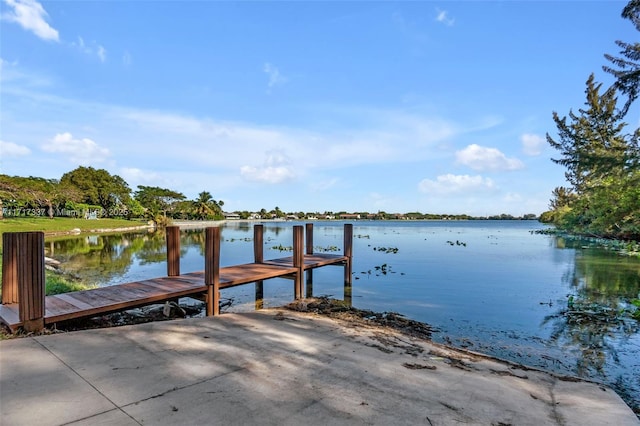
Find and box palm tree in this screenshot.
[193,191,215,219]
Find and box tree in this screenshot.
[547,74,636,195]
[60,167,131,217]
[603,0,640,117]
[0,174,63,218]
[546,75,640,239]
[548,187,577,210]
[134,185,186,217]
[191,191,223,220]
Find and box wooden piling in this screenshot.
[205,227,221,316]
[3,232,46,332]
[305,223,314,297]
[254,224,265,308]
[343,224,353,285]
[2,232,19,304]
[305,223,313,255]
[253,224,264,263]
[166,226,181,276]
[293,225,304,299]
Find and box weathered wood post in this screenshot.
[205,227,221,316]
[305,223,313,255]
[305,223,314,297]
[1,232,19,305]
[253,224,264,309]
[166,226,180,277]
[253,224,264,263]
[343,224,353,306]
[293,225,304,299]
[2,232,45,332]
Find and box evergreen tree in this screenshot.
[603,0,640,117]
[546,75,640,239]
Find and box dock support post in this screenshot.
[254,224,264,309]
[166,226,180,277]
[205,227,221,316]
[253,225,264,263]
[343,224,353,306]
[2,232,45,332]
[305,223,314,297]
[2,233,19,305]
[305,223,313,255]
[293,225,304,299]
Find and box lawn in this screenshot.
[0,217,149,234]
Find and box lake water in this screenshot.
[46,220,640,412]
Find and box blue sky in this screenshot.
[0,0,636,216]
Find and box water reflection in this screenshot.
[541,236,640,411]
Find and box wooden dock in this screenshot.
[0,224,352,333]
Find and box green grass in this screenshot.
[45,274,96,295]
[0,217,148,234]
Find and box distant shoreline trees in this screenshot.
[0,167,227,225]
[0,169,538,224]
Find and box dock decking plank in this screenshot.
[265,253,348,269]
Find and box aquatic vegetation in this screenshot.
[270,244,293,252]
[630,299,640,320]
[534,230,640,257]
[373,246,399,253]
[314,245,340,252]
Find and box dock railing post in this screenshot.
[305,223,313,255]
[253,224,264,309]
[205,227,221,316]
[2,233,19,305]
[253,224,264,263]
[305,223,314,297]
[166,226,180,277]
[343,224,353,306]
[3,232,46,332]
[293,225,304,299]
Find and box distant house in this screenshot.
[223,212,240,220]
[339,213,360,220]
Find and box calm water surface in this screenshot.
[47,220,640,411]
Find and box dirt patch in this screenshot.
[284,296,436,341]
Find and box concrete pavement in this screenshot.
[1,310,638,425]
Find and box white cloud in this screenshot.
[122,51,132,67]
[70,37,107,62]
[310,177,340,192]
[0,140,31,156]
[240,150,296,184]
[418,174,495,195]
[521,133,545,156]
[435,8,454,26]
[41,132,110,164]
[455,144,524,171]
[97,45,106,63]
[2,0,59,41]
[263,62,286,92]
[119,167,161,186]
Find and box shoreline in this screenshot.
[2,296,639,418]
[1,305,637,425]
